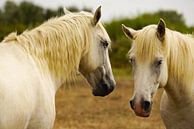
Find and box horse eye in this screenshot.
[156,59,163,67]
[129,58,135,64]
[102,41,109,48]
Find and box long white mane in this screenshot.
[2,12,95,83]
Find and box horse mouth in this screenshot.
[130,99,152,117]
[134,111,151,117]
[92,80,115,97]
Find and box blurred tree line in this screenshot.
[0,1,193,68]
[0,1,91,39]
[107,11,194,67]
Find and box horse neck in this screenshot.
[17,20,91,91]
[165,30,194,104]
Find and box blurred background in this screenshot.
[0,0,193,129]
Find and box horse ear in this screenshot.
[93,6,101,26]
[122,24,137,39]
[157,18,166,41]
[63,7,71,15]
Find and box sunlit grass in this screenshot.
[54,78,165,129]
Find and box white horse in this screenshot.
[0,6,116,129]
[122,19,194,129]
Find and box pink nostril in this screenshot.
[130,97,152,117]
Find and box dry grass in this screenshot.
[54,78,165,129]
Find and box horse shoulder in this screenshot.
[0,42,55,128]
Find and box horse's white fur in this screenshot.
[0,9,112,129]
[124,24,194,129]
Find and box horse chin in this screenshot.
[133,106,152,117]
[92,88,109,97]
[92,81,114,97]
[135,111,151,117]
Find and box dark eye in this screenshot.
[155,59,163,67]
[102,41,109,48]
[129,58,135,65]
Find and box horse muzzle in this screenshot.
[130,98,153,117]
[92,78,115,97]
[83,66,116,97]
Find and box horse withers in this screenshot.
[122,19,194,129]
[0,6,115,129]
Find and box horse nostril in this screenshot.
[130,100,135,110]
[141,101,151,112]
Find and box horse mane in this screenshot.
[129,25,166,61]
[166,29,194,86]
[2,12,95,84]
[129,25,194,89]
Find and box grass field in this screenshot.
[54,76,165,129]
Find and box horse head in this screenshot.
[79,6,116,97]
[122,19,168,117]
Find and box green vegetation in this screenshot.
[106,11,194,68]
[0,1,193,71]
[0,1,91,40]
